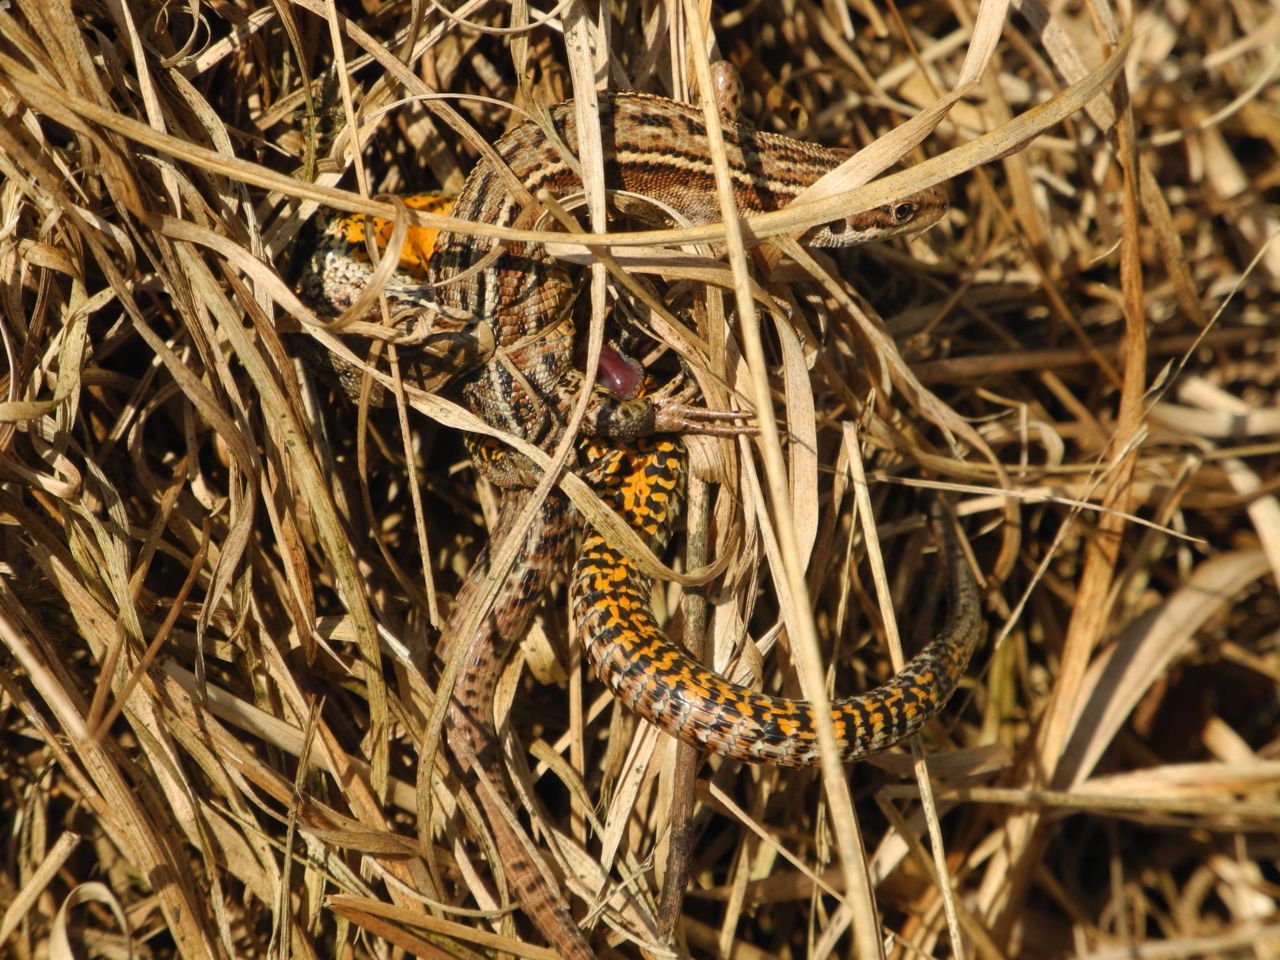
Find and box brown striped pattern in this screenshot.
[297,92,958,956]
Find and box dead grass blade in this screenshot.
[3,0,1277,956]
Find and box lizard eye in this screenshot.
[825,219,849,236]
[891,201,917,223]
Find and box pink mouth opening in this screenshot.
[577,342,644,400]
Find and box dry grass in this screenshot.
[2,0,1278,957]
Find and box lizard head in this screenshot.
[801,184,948,248]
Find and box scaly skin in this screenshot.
[302,197,598,959]
[296,91,960,956]
[573,438,981,767]
[433,491,585,953]
[299,93,948,454]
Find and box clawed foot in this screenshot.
[650,397,754,437]
[648,379,755,437]
[588,374,755,442]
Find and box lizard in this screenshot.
[297,89,972,956]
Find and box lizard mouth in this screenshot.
[576,341,645,401]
